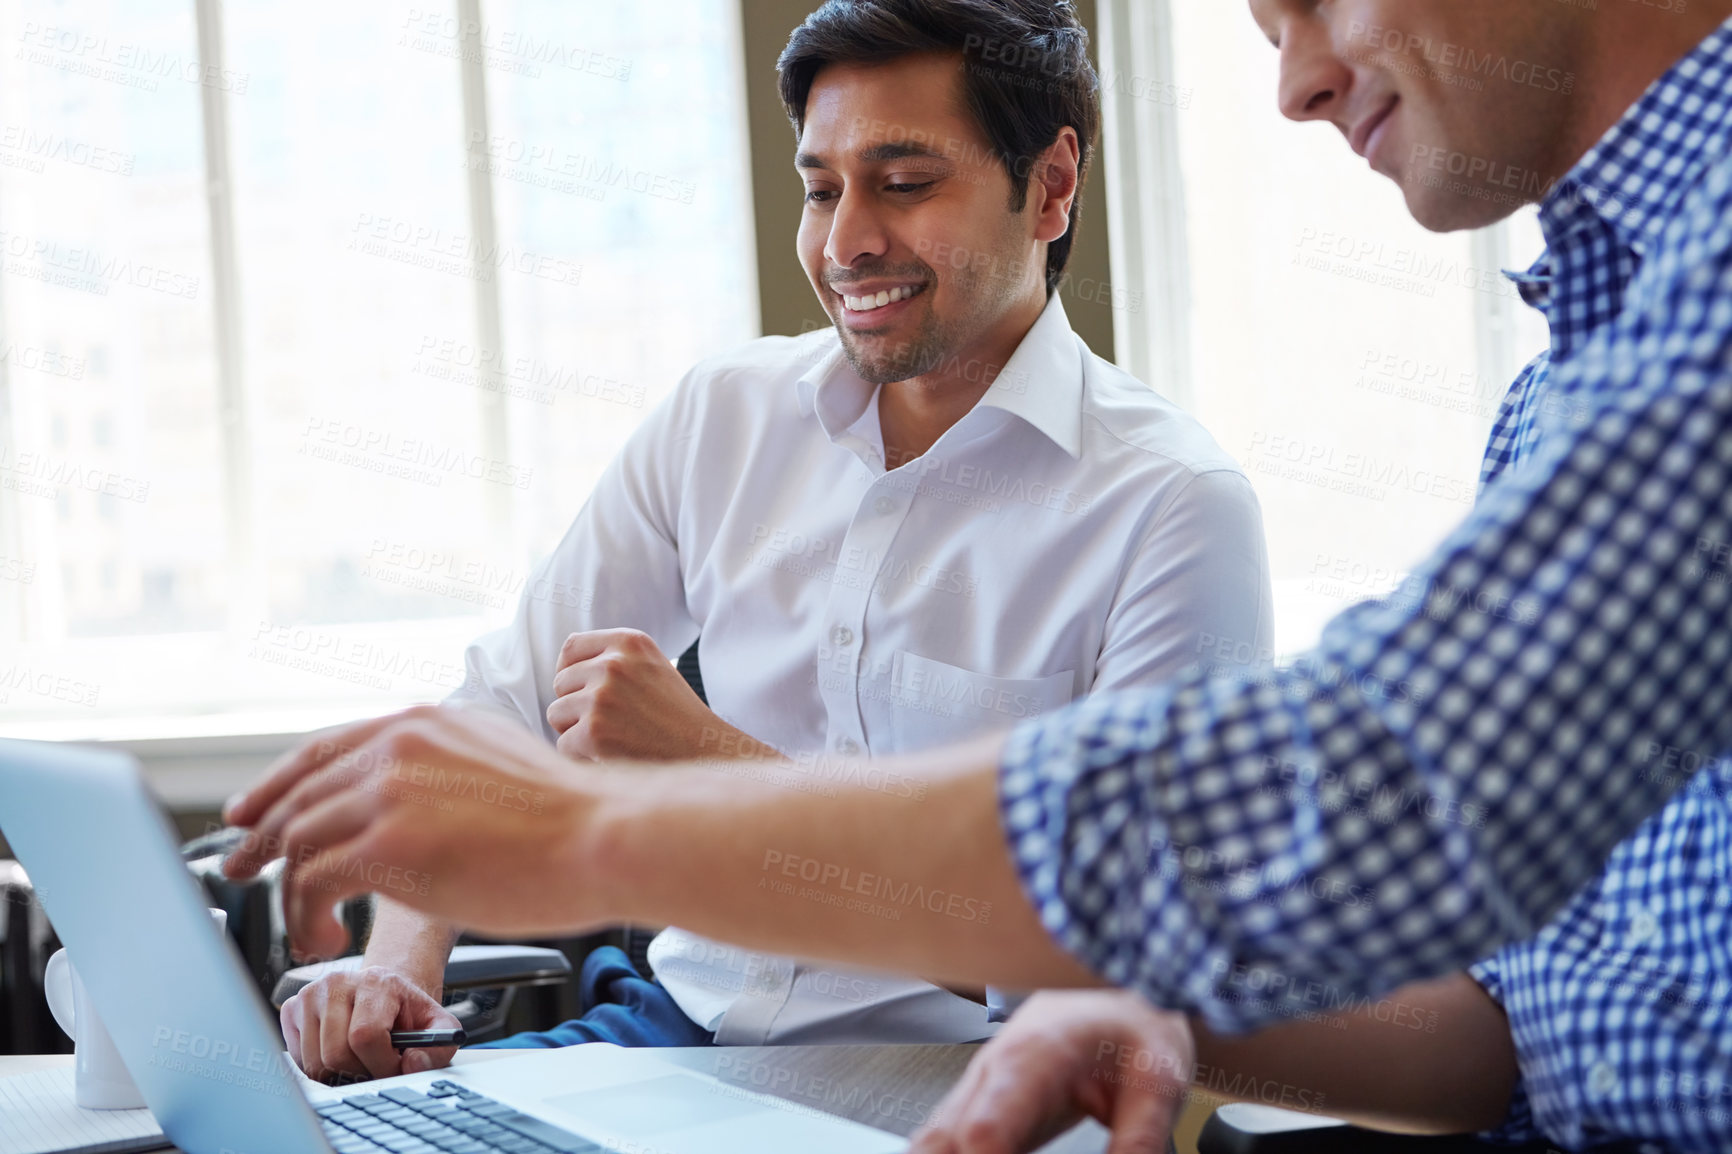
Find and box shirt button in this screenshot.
[1588,1061,1618,1098]
[831,626,854,648]
[1631,909,1659,944]
[873,496,897,516]
[837,737,860,755]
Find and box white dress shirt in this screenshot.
[447,295,1273,1044]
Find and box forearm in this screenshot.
[1189,973,1517,1135]
[361,898,462,996]
[579,734,1102,990]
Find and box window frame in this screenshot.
[1096,0,1538,415]
[0,0,756,751]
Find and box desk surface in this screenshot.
[0,1048,1218,1154]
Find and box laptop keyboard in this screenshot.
[317,1080,620,1154]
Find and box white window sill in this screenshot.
[3,706,405,811]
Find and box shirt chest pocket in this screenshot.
[888,649,1075,753]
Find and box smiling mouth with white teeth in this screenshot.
[840,284,926,312]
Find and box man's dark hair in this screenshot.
[778,0,1101,298]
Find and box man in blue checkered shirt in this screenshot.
[915,3,1732,1151]
[234,0,1732,1150]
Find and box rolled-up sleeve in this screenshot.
[996,158,1732,1030]
[1464,955,1542,1147]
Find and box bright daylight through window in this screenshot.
[0,0,756,737]
[0,0,1549,736]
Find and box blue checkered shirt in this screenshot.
[1460,26,1732,1148]
[998,19,1732,1146]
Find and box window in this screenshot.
[0,0,755,736]
[1102,0,1549,658]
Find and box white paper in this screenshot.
[0,1067,166,1154]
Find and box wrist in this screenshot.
[361,912,458,998]
[363,954,447,1000]
[555,773,646,931]
[692,719,781,761]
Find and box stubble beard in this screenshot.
[834,303,949,386]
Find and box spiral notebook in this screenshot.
[0,1066,168,1154]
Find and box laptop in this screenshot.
[0,738,905,1154]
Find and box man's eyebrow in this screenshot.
[1247,0,1281,48]
[857,141,948,164]
[795,141,952,170]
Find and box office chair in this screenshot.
[0,860,70,1054]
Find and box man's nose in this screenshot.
[1277,21,1353,123]
[824,187,891,269]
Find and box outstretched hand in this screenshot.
[221,705,601,960]
[912,990,1194,1154]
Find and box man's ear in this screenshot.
[1030,126,1082,245]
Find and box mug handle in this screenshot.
[43,949,76,1039]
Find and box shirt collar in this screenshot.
[796,342,869,438]
[795,293,1086,460]
[1538,17,1732,256]
[974,294,1085,459]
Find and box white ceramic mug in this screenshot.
[45,907,228,1110]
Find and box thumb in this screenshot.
[401,1047,458,1074]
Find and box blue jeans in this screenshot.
[471,946,715,1049]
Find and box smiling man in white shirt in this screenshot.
[276,0,1271,1082]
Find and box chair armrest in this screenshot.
[270,944,572,1008]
